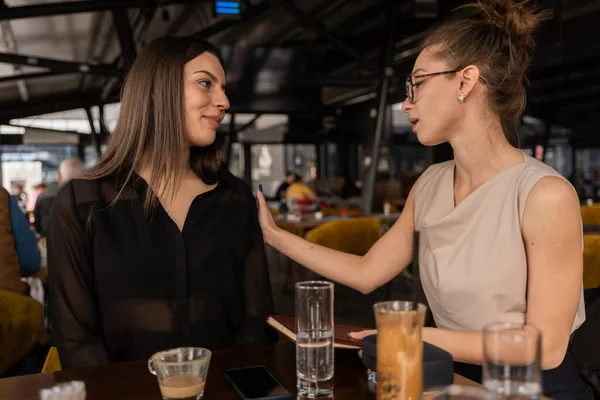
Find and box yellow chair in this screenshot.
[581,204,600,226]
[321,207,342,217]
[583,234,600,290]
[305,217,393,298]
[305,217,381,256]
[42,346,62,373]
[0,289,44,375]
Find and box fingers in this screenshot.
[256,189,268,208]
[349,329,377,340]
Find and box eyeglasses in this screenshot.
[405,68,487,103]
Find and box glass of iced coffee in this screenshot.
[374,301,427,400]
[148,347,211,400]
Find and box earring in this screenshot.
[458,92,467,103]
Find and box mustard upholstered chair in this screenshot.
[304,217,392,298]
[0,289,44,375]
[305,217,381,256]
[41,346,62,373]
[581,204,600,226]
[583,234,600,290]
[321,207,342,218]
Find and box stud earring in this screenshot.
[458,92,467,103]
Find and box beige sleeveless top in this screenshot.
[414,154,586,333]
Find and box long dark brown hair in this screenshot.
[83,36,225,212]
[422,0,552,145]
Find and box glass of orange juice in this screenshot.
[374,301,427,400]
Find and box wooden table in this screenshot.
[0,342,479,400]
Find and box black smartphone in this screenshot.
[224,365,293,400]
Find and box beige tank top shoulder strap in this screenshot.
[516,155,578,223]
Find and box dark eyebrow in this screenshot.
[193,70,226,90]
[193,70,219,83]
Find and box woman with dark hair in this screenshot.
[48,37,276,369]
[257,1,589,398]
[338,175,361,200]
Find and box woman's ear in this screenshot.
[458,65,481,97]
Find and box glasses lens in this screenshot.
[406,79,412,102]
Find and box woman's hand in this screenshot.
[349,330,377,340]
[256,189,280,246]
[348,330,377,358]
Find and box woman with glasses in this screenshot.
[257,1,588,398]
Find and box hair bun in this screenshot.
[462,0,552,45]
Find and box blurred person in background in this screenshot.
[285,174,316,203]
[47,36,276,369]
[338,174,361,200]
[274,171,296,202]
[0,187,40,294]
[34,158,85,238]
[26,183,47,214]
[12,184,27,214]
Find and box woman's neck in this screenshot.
[449,118,523,190]
[136,163,194,198]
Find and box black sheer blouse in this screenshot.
[47,169,276,369]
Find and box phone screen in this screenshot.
[225,366,292,399]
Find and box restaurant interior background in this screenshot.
[0,0,600,370]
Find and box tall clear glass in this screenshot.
[374,301,427,400]
[295,281,335,397]
[483,322,542,398]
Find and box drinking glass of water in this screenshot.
[148,347,211,400]
[295,280,335,397]
[483,322,542,398]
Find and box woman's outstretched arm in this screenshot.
[256,186,418,294]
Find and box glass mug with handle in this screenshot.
[148,347,211,400]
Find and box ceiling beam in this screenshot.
[282,78,378,88]
[529,52,600,81]
[0,23,29,101]
[0,71,71,84]
[0,134,22,145]
[80,13,114,92]
[165,3,197,36]
[276,0,349,44]
[0,0,205,21]
[561,0,600,21]
[269,0,377,74]
[327,25,428,78]
[0,51,122,76]
[327,1,387,38]
[0,91,107,123]
[112,9,137,70]
[193,1,270,39]
[532,84,600,105]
